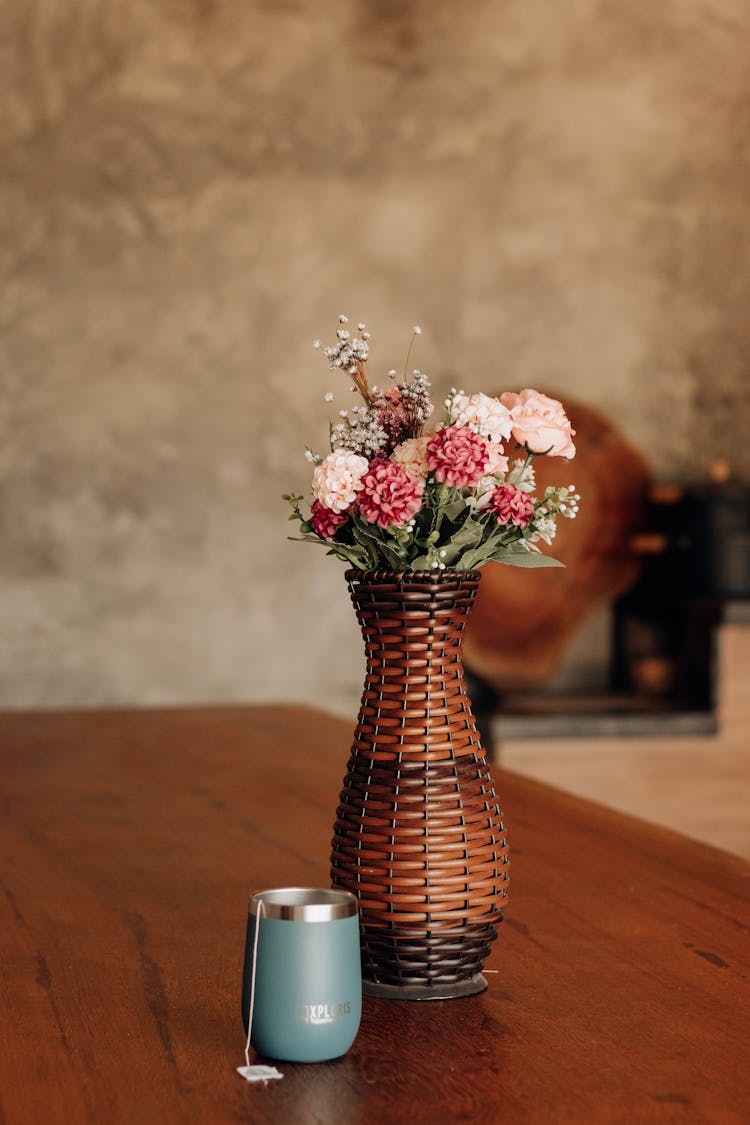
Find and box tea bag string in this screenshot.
[237,899,282,1083]
[244,897,265,1070]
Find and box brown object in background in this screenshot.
[331,570,509,997]
[464,398,651,693]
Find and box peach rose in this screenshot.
[499,389,576,459]
[391,435,430,478]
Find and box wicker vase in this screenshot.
[330,569,510,1000]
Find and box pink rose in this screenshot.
[358,459,425,529]
[310,500,350,539]
[499,389,576,459]
[490,483,535,527]
[426,425,489,489]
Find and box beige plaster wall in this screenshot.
[1,0,749,713]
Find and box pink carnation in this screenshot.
[310,500,350,539]
[426,425,489,489]
[358,459,425,529]
[312,450,369,512]
[490,483,535,527]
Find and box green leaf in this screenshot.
[326,542,371,568]
[455,540,506,570]
[350,518,409,569]
[493,552,565,568]
[441,498,467,523]
[350,525,379,567]
[446,516,485,551]
[408,554,435,571]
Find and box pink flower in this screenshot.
[358,459,425,529]
[312,450,369,512]
[310,500,350,539]
[426,425,489,489]
[499,389,576,459]
[490,483,535,527]
[485,440,509,477]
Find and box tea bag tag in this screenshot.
[236,1064,283,1083]
[238,899,283,1083]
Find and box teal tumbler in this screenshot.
[241,887,362,1063]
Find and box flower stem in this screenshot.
[402,329,418,379]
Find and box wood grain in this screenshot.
[1,705,749,1123]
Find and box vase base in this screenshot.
[362,973,488,1001]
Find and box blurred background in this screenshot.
[1,0,749,736]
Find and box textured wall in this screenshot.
[1,0,749,712]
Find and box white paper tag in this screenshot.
[236,1064,283,1083]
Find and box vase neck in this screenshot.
[347,572,482,759]
[348,573,478,655]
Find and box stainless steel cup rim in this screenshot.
[249,887,358,922]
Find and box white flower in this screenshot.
[507,457,536,493]
[312,451,369,512]
[391,435,430,478]
[450,392,513,443]
[468,476,498,512]
[413,325,422,335]
[312,339,321,349]
[529,516,557,545]
[323,392,334,402]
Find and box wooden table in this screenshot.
[2,706,749,1124]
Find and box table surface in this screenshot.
[2,705,749,1124]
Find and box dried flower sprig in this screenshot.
[319,317,434,459]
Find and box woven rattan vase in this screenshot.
[330,569,509,1000]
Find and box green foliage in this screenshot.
[283,485,565,572]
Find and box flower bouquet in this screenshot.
[285,317,579,570]
[285,316,581,1000]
